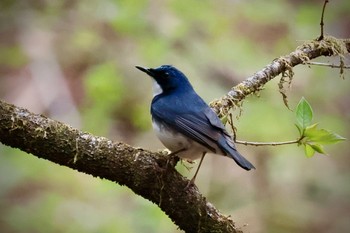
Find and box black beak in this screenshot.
[135,66,154,77]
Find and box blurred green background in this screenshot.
[0,0,349,232]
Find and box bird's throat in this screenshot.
[152,81,163,97]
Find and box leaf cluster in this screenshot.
[295,97,345,157]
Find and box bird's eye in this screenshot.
[164,72,170,77]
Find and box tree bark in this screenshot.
[0,37,348,232]
[0,100,242,233]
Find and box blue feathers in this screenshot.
[136,65,255,171]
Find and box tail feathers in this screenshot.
[218,136,255,171]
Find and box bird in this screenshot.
[136,65,255,184]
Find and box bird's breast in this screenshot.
[152,119,206,160]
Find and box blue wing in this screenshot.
[151,92,255,170]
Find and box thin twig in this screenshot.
[318,0,329,41]
[305,61,350,69]
[228,113,237,141]
[235,139,300,146]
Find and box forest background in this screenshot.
[0,0,349,232]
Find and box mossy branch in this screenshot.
[210,36,350,117]
[0,100,242,233]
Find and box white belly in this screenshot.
[152,120,209,160]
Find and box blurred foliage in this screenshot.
[83,62,124,135]
[0,46,27,68]
[0,0,349,232]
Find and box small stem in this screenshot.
[318,0,329,41]
[235,139,300,147]
[304,61,350,69]
[228,113,237,141]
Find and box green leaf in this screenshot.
[304,144,315,158]
[309,144,326,155]
[295,97,313,132]
[304,125,346,145]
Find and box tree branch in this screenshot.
[0,100,241,233]
[210,36,350,117]
[0,36,349,233]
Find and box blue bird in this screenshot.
[136,65,255,183]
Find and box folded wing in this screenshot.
[151,96,255,170]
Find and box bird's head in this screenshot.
[136,65,193,95]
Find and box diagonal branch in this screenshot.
[0,36,349,233]
[210,36,350,117]
[0,100,241,233]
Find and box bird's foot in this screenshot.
[165,148,187,167]
[165,154,180,168]
[184,153,205,190]
[166,153,180,167]
[185,176,196,190]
